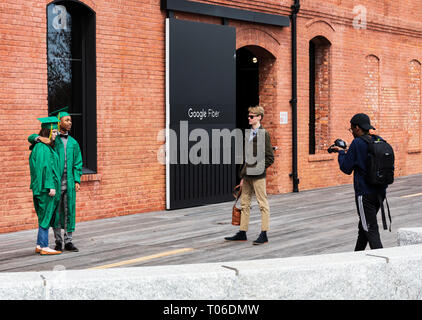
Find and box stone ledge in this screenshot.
[308,154,336,162]
[407,148,421,154]
[81,174,102,182]
[2,244,422,300]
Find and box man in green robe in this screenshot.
[30,117,62,255]
[28,107,83,252]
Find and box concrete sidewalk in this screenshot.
[1,174,422,273]
[2,244,422,300]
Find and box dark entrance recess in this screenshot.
[236,47,259,132]
[236,47,259,184]
[163,0,290,209]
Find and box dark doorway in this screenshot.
[236,47,259,132]
[236,47,259,184]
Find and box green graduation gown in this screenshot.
[29,143,61,229]
[28,134,83,232]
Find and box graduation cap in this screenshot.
[38,116,59,129]
[38,116,59,139]
[49,106,70,119]
[49,106,70,132]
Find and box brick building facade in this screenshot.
[1,0,421,233]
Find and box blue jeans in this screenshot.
[36,226,49,248]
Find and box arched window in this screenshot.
[309,36,331,154]
[47,0,97,173]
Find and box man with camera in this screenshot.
[329,113,392,251]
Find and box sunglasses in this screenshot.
[248,114,260,119]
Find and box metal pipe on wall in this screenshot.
[289,0,300,192]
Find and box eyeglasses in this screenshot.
[248,114,259,119]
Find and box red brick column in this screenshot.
[408,60,421,151]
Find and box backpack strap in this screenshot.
[385,196,392,232]
[359,134,385,144]
[377,193,392,232]
[358,134,372,144]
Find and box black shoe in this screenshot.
[64,242,79,252]
[224,231,247,241]
[54,241,63,251]
[253,231,268,245]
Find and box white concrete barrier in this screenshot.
[397,227,422,246]
[1,244,422,300]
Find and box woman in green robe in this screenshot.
[28,107,83,252]
[29,117,62,255]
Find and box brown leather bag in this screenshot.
[232,184,242,226]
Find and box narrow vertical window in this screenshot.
[309,36,331,154]
[47,1,97,173]
[309,41,316,154]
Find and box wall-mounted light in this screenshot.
[252,57,258,63]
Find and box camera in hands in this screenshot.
[327,139,347,153]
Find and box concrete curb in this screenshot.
[397,227,422,246]
[1,244,422,300]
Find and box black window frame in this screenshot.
[309,36,331,155]
[47,0,97,174]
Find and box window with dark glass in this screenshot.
[47,0,97,173]
[309,36,331,154]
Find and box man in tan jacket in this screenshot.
[225,106,274,245]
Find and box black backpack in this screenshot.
[359,135,395,186]
[359,134,395,231]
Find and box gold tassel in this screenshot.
[49,123,52,140]
[58,112,61,132]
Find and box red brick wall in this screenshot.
[1,0,422,233]
[296,1,422,191]
[0,1,49,232]
[0,0,168,233]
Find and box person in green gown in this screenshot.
[29,117,62,255]
[28,107,83,252]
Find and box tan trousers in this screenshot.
[239,177,270,232]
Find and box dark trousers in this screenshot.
[354,193,384,251]
[53,190,73,244]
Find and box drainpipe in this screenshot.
[289,0,300,192]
